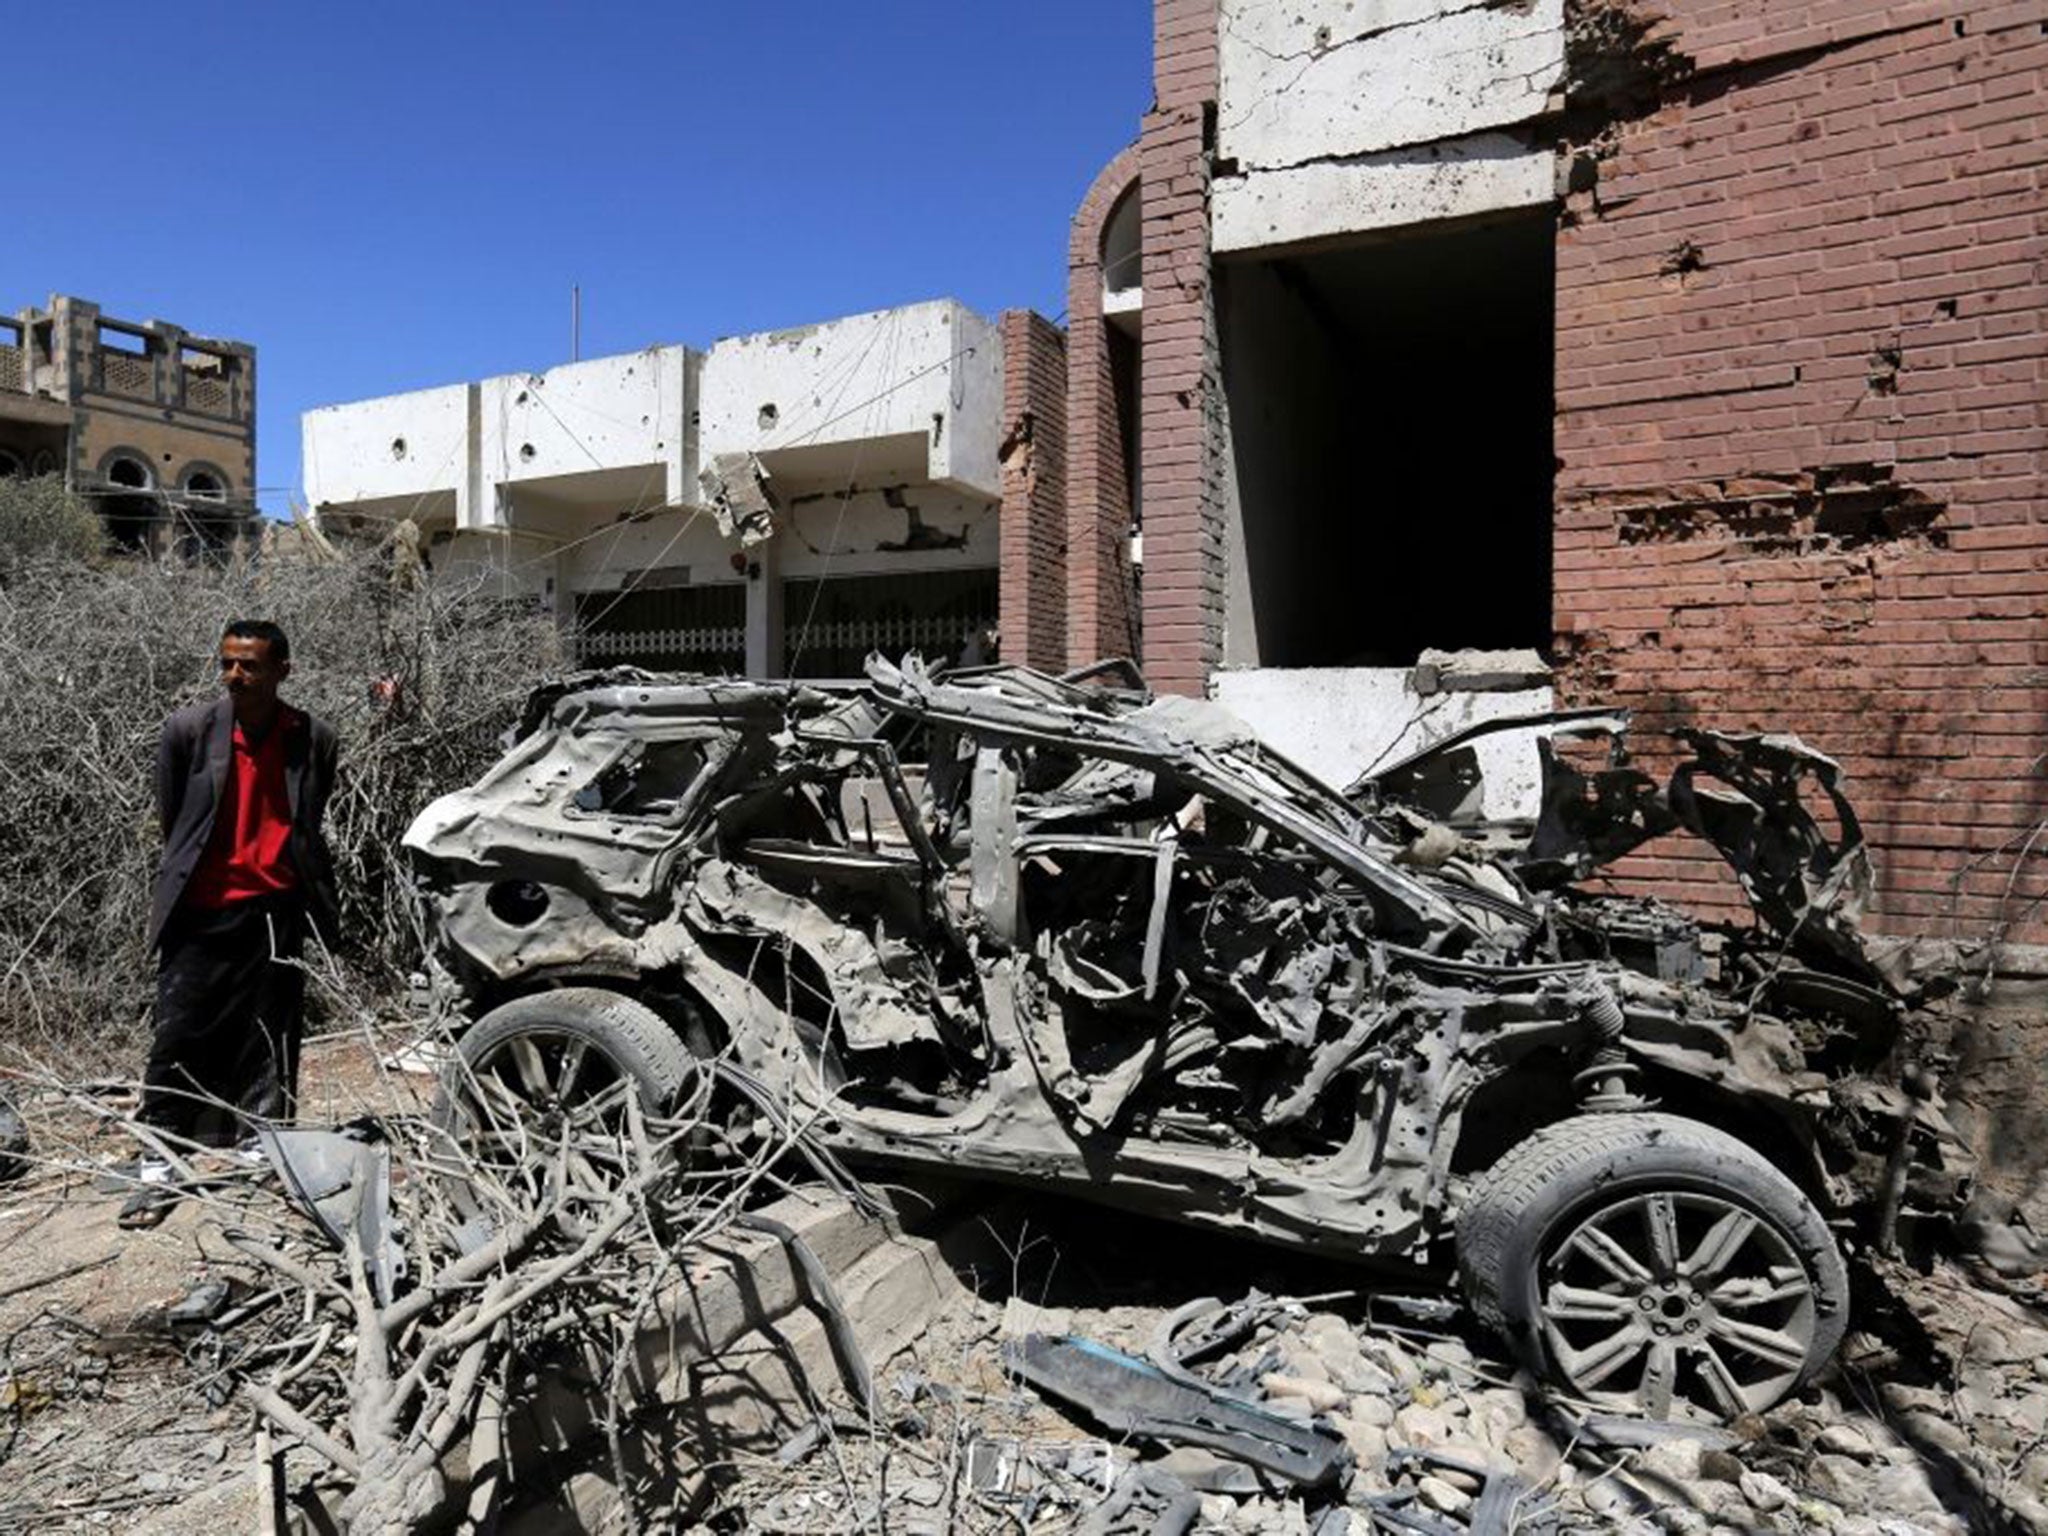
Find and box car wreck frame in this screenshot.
[405,654,1971,1420]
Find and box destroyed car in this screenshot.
[404,656,1972,1422]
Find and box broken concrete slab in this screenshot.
[1410,647,1551,696]
[697,450,779,547]
[475,1188,975,1529]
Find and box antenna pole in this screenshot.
[571,284,581,362]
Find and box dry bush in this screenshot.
[0,513,568,1070]
[0,475,102,573]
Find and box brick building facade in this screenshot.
[0,294,257,553]
[1025,0,2047,948]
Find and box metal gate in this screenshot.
[576,582,746,674]
[782,568,998,680]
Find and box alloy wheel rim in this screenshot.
[1537,1188,1818,1419]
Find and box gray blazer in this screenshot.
[150,696,341,952]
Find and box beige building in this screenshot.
[0,294,257,555]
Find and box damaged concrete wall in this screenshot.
[1212,664,1552,817]
[698,301,1003,499]
[481,349,693,513]
[1550,2,2048,954]
[1212,0,1566,252]
[302,382,472,527]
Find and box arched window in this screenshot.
[0,448,23,479]
[105,454,151,490]
[177,466,237,562]
[1101,183,1142,302]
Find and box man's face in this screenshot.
[218,635,289,708]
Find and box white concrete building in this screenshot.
[303,299,1005,678]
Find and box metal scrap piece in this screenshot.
[1003,1332,1352,1489]
[257,1125,405,1306]
[1076,1464,1201,1536]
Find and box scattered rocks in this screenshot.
[1261,1372,1346,1414]
[1697,1447,1745,1483]
[1345,1391,1394,1429]
[1415,1476,1470,1515]
[1390,1403,1450,1449]
[1816,1423,1878,1460]
[1740,1469,1794,1512]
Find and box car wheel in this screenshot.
[434,987,701,1221]
[1457,1112,1849,1420]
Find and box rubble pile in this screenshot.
[0,1057,2046,1533]
[705,1274,2048,1535]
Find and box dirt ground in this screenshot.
[0,1030,427,1534]
[4,1033,2048,1534]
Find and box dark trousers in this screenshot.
[141,896,306,1146]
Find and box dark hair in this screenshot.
[222,619,290,663]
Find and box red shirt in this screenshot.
[184,709,301,908]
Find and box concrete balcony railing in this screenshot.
[97,349,156,400]
[183,368,236,418]
[0,344,22,394]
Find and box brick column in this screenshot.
[997,310,1069,673]
[1066,145,1142,669]
[1139,0,1223,696]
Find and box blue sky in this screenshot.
[7,3,1151,514]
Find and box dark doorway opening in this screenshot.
[1219,211,1554,668]
[99,456,156,550]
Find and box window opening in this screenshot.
[1217,212,1555,667]
[573,738,716,820]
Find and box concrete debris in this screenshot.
[704,1259,2044,1533]
[1408,647,1549,697]
[699,449,781,546]
[403,651,1985,1425]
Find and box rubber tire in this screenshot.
[1456,1112,1850,1416]
[436,986,695,1128]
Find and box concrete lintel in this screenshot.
[1214,132,1554,254]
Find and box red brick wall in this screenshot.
[1139,0,1225,697]
[1066,145,1143,668]
[998,310,1069,673]
[1554,2,2048,943]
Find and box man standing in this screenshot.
[124,621,339,1225]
